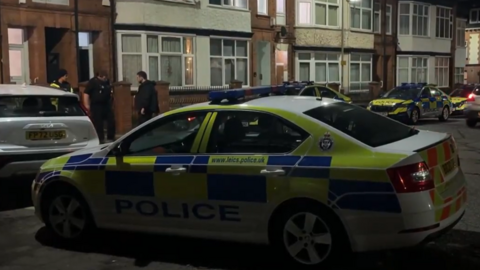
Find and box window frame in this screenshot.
[296,0,340,27]
[454,67,464,84]
[113,111,210,157]
[374,2,381,33]
[203,110,310,154]
[373,3,392,34]
[396,56,429,85]
[117,32,196,89]
[277,0,285,14]
[208,0,248,10]
[350,0,373,31]
[296,52,341,84]
[209,37,250,87]
[257,0,268,15]
[398,3,430,37]
[435,7,453,39]
[434,57,450,87]
[456,19,466,47]
[470,8,480,24]
[349,54,372,93]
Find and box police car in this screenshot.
[298,84,352,103]
[367,83,452,124]
[450,84,480,115]
[32,86,466,267]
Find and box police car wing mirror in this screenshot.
[111,143,125,157]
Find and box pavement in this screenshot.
[2,116,480,269]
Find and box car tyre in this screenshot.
[409,108,420,125]
[466,119,477,128]
[439,106,449,121]
[270,203,350,269]
[42,185,95,242]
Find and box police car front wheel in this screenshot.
[439,106,449,121]
[43,186,94,240]
[270,203,350,268]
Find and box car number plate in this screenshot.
[442,159,457,175]
[26,130,66,140]
[376,112,388,116]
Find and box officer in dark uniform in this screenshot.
[83,71,115,143]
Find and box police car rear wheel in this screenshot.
[43,187,94,241]
[439,106,449,121]
[409,108,419,125]
[271,204,349,268]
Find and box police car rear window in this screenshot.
[0,95,85,118]
[303,103,418,147]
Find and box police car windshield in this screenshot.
[304,103,418,147]
[384,88,421,100]
[0,96,85,118]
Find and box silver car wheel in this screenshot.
[412,110,419,123]
[283,212,332,265]
[443,107,449,119]
[48,195,86,239]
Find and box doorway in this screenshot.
[255,41,271,86]
[8,28,30,84]
[79,32,94,82]
[45,27,67,83]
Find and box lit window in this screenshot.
[210,39,249,86]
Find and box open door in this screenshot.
[256,41,271,86]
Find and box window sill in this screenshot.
[294,25,341,30]
[350,29,373,34]
[157,0,195,5]
[435,37,452,40]
[456,45,467,48]
[398,34,430,39]
[207,4,250,13]
[256,14,270,18]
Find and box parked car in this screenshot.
[0,84,99,180]
[450,85,480,115]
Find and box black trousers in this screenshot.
[137,112,153,126]
[91,103,115,142]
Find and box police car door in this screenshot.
[192,110,310,235]
[419,87,436,116]
[103,111,211,231]
[430,88,447,116]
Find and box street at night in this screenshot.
[2,117,480,270]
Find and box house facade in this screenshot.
[115,0,252,88]
[465,6,480,83]
[1,0,113,86]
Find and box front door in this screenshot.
[191,110,310,234]
[256,41,271,85]
[99,111,212,231]
[9,48,26,84]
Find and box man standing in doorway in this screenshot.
[83,71,115,144]
[50,69,74,92]
[135,71,159,125]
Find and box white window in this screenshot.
[471,9,480,24]
[119,34,195,87]
[435,57,449,87]
[210,39,249,86]
[351,0,373,31]
[373,3,392,34]
[257,0,267,15]
[436,7,452,39]
[277,0,285,13]
[297,52,340,83]
[399,3,429,36]
[399,3,410,35]
[349,54,372,92]
[296,0,339,27]
[456,19,466,47]
[455,67,464,84]
[396,56,428,84]
[8,28,29,84]
[209,0,248,9]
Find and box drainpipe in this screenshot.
[381,0,387,90]
[110,0,117,82]
[340,0,347,93]
[0,5,4,83]
[74,0,81,85]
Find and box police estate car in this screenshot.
[367,83,452,124]
[32,86,466,267]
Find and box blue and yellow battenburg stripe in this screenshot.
[37,153,401,214]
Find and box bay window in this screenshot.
[434,57,449,87]
[119,33,195,87]
[456,19,466,47]
[399,3,429,36]
[296,0,339,27]
[210,39,249,86]
[297,52,340,83]
[351,0,373,31]
[435,7,452,39]
[455,67,464,84]
[396,56,428,84]
[209,0,248,9]
[349,54,372,92]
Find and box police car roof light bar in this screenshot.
[208,85,287,103]
[398,82,427,89]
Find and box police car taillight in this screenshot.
[467,94,475,101]
[387,162,434,193]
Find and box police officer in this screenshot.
[83,71,115,143]
[135,71,159,125]
[50,69,74,92]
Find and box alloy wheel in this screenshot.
[412,110,419,123]
[48,195,86,239]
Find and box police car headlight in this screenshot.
[368,101,373,107]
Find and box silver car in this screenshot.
[0,84,99,179]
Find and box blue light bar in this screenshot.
[208,85,287,102]
[397,82,427,89]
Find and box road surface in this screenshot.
[2,116,480,270]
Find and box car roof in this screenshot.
[184,96,341,114]
[0,84,77,97]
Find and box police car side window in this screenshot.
[421,88,432,97]
[300,87,316,96]
[205,111,308,154]
[125,112,207,156]
[317,87,336,98]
